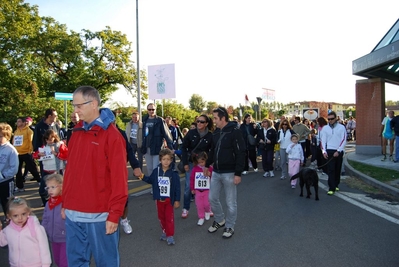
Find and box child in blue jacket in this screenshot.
[138,148,180,245]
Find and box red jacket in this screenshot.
[63,121,128,223]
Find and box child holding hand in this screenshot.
[286,134,304,189]
[190,152,213,226]
[0,197,52,267]
[138,148,180,245]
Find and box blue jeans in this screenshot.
[279,148,288,177]
[65,217,120,267]
[183,162,193,210]
[209,172,238,229]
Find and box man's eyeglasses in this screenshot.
[327,117,335,121]
[45,185,59,191]
[196,120,206,124]
[71,100,92,109]
[147,109,155,111]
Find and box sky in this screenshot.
[25,0,399,108]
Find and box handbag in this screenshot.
[177,136,205,174]
[246,126,256,145]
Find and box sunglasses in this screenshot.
[327,118,335,121]
[196,120,206,124]
[147,109,155,111]
[282,124,288,126]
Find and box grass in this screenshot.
[347,159,398,183]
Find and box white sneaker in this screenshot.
[197,218,205,226]
[181,209,189,218]
[120,219,132,234]
[269,171,275,177]
[280,176,285,180]
[205,212,211,220]
[253,168,258,172]
[241,171,248,175]
[263,172,270,177]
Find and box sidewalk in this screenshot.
[344,151,399,198]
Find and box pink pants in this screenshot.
[195,190,211,219]
[156,198,175,237]
[289,159,301,186]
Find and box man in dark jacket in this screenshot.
[141,103,174,176]
[204,107,246,239]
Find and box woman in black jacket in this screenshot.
[257,118,277,177]
[239,114,259,174]
[180,114,214,218]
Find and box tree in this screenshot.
[0,0,145,124]
[189,94,206,113]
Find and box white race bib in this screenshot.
[194,172,210,190]
[13,135,23,147]
[38,147,55,161]
[158,176,170,197]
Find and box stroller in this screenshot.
[346,129,353,141]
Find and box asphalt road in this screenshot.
[1,157,399,266]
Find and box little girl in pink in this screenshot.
[286,134,304,189]
[190,152,213,226]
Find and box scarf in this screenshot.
[48,195,62,210]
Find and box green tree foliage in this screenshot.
[0,0,144,124]
[189,94,206,113]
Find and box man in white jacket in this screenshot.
[320,111,347,195]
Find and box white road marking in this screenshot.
[318,182,399,225]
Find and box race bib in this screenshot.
[13,135,23,146]
[194,172,210,190]
[158,176,170,197]
[38,147,55,161]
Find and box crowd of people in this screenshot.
[3,86,395,266]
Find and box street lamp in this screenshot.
[136,0,141,118]
[256,97,262,121]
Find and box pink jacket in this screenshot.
[190,165,213,191]
[0,216,51,267]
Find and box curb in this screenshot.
[344,151,399,198]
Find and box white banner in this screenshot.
[148,63,176,100]
[262,88,275,101]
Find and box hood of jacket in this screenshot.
[83,108,114,131]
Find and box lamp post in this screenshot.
[136,0,141,118]
[256,97,262,121]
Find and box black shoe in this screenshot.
[208,220,225,233]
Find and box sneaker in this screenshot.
[197,218,205,226]
[263,172,270,177]
[120,219,132,234]
[209,211,214,217]
[389,155,394,161]
[181,209,189,218]
[205,212,211,220]
[166,236,175,245]
[269,171,275,177]
[327,191,334,195]
[222,228,234,238]
[208,220,225,233]
[241,171,248,175]
[280,176,285,180]
[381,155,387,161]
[253,168,258,172]
[14,188,25,193]
[335,187,340,191]
[160,232,167,241]
[291,185,296,189]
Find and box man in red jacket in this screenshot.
[62,86,128,267]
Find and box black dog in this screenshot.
[290,168,319,201]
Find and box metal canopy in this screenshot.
[352,19,399,85]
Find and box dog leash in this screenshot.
[315,156,334,169]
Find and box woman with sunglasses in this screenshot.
[239,114,259,174]
[180,115,214,219]
[276,119,296,179]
